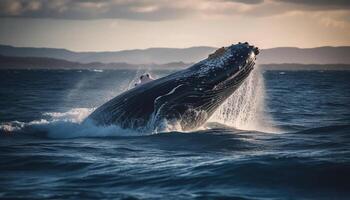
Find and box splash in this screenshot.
[91,69,103,72]
[210,66,281,133]
[126,68,157,90]
[0,108,142,138]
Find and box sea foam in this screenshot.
[0,108,142,138]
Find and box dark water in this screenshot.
[0,69,349,199]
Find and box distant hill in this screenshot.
[1,54,349,71]
[0,45,215,64]
[259,63,350,71]
[0,55,190,70]
[258,47,350,64]
[1,44,349,65]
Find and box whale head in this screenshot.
[152,42,260,130]
[192,42,259,89]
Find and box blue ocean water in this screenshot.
[0,69,349,199]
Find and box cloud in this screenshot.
[0,0,191,20]
[276,0,350,8]
[225,0,264,5]
[0,0,349,21]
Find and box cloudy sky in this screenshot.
[0,0,349,51]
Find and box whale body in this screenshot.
[86,42,259,131]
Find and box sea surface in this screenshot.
[0,68,349,199]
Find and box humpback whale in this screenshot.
[86,42,259,131]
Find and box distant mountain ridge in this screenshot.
[258,46,350,64]
[0,44,349,64]
[0,45,215,64]
[0,54,190,70]
[1,54,349,71]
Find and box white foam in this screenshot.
[0,108,143,138]
[43,108,94,123]
[92,69,103,72]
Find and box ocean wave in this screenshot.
[293,124,350,135]
[3,107,348,140]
